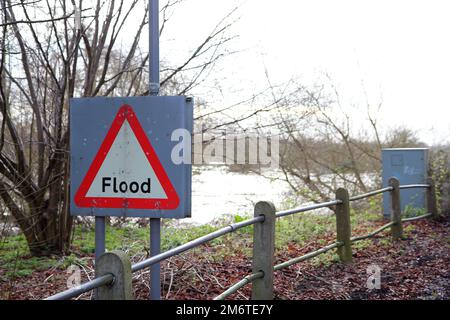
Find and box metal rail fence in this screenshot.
[45,177,439,300]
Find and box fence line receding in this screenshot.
[45,177,439,300]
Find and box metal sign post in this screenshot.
[149,0,161,301]
[95,217,106,262]
[94,216,105,299]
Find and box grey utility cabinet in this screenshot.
[382,148,429,217]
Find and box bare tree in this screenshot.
[0,0,236,256]
[181,51,426,193]
[251,76,425,204]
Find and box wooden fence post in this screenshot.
[335,188,352,263]
[426,177,438,219]
[96,250,133,300]
[252,201,276,300]
[389,177,403,240]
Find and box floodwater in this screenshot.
[182,166,291,225]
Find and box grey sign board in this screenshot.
[70,96,193,219]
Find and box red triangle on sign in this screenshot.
[74,105,179,210]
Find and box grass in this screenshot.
[403,224,416,238]
[403,205,427,218]
[0,221,232,280]
[0,204,387,280]
[0,235,59,278]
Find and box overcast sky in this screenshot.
[150,0,450,145]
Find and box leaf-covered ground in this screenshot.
[1,215,449,300]
[272,217,450,300]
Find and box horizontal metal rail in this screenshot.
[132,215,264,272]
[274,241,343,271]
[349,187,393,201]
[399,184,430,190]
[401,212,432,223]
[213,271,264,300]
[350,221,395,243]
[348,212,432,244]
[45,273,114,300]
[276,200,342,218]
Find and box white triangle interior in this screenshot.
[86,120,168,199]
